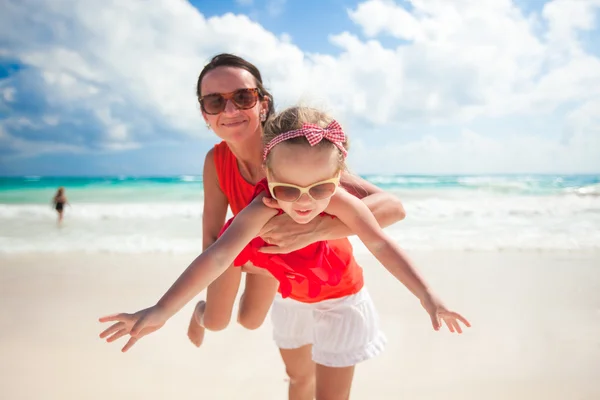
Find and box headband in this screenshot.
[262,120,348,161]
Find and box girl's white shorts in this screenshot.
[270,287,386,368]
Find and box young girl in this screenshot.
[99,106,470,399]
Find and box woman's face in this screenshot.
[200,66,269,144]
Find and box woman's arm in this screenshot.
[202,148,230,252]
[327,171,406,234]
[157,196,277,316]
[259,172,406,254]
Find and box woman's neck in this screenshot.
[226,132,265,184]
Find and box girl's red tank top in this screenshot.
[213,141,363,303]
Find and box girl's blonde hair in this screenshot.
[262,106,349,170]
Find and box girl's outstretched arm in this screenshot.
[98,196,277,351]
[326,190,471,333]
[155,196,276,314]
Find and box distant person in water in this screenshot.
[52,187,70,225]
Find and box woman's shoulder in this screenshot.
[212,141,230,160]
[204,141,229,163]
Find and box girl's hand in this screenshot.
[98,305,170,352]
[420,294,471,333]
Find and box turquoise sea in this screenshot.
[1,174,599,254]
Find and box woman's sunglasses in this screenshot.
[267,176,340,202]
[199,88,261,115]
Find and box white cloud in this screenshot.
[1,0,599,173]
[0,125,87,158]
[0,0,302,151]
[348,0,423,40]
[349,127,599,175]
[542,0,600,56]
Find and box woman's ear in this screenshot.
[201,111,210,128]
[261,96,270,115]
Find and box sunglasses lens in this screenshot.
[308,182,337,200]
[202,95,225,114]
[272,185,301,202]
[232,89,258,109]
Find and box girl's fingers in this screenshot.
[121,337,138,353]
[98,313,128,323]
[456,313,471,328]
[107,329,128,343]
[451,319,463,334]
[99,322,123,339]
[130,315,148,337]
[441,311,471,328]
[430,312,441,331]
[438,312,471,334]
[443,317,455,333]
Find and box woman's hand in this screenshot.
[240,261,273,276]
[256,197,324,254]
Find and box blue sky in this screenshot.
[1,0,599,176]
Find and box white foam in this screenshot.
[565,183,600,197]
[0,202,203,220]
[1,191,599,254]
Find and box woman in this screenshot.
[188,53,406,391]
[52,187,70,226]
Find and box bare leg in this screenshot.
[57,211,63,226]
[315,364,355,400]
[237,263,279,330]
[187,264,242,347]
[279,345,316,400]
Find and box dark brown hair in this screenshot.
[196,53,274,124]
[263,106,349,171]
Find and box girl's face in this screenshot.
[266,143,340,224]
[200,66,269,144]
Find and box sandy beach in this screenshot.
[1,250,599,399]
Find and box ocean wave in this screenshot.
[0,236,204,254]
[404,194,600,219]
[564,183,600,197]
[456,176,533,192]
[0,203,204,220]
[1,193,598,221]
[179,175,201,182]
[2,175,599,203]
[365,176,442,185]
[1,176,599,254]
[1,228,598,255]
